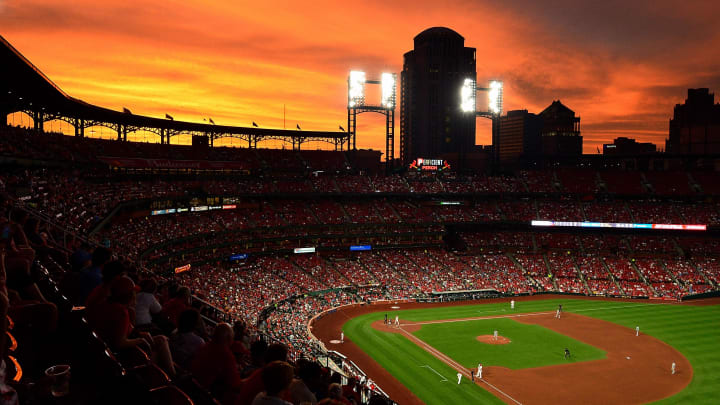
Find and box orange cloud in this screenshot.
[2,0,719,154]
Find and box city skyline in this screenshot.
[2,0,719,154]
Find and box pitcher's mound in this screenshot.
[477,335,511,344]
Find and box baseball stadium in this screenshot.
[2,12,720,405]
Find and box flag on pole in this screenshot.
[123,107,132,114]
[165,113,174,120]
[296,124,301,130]
[339,125,345,132]
[209,118,215,124]
[252,122,258,127]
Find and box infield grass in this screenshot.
[413,317,605,369]
[342,298,720,405]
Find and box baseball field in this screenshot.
[311,296,720,404]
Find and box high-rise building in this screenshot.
[400,27,476,167]
[666,88,720,154]
[497,110,543,162]
[539,100,582,156]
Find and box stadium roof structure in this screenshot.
[0,35,351,149]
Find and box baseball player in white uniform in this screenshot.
[672,362,676,374]
[635,326,639,336]
[457,372,462,384]
[476,364,483,379]
[493,330,498,341]
[341,332,344,342]
[394,315,399,326]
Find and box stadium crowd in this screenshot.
[1,126,720,404]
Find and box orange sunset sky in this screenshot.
[2,0,720,155]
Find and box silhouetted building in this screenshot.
[603,137,656,155]
[539,100,582,156]
[498,110,543,162]
[665,88,720,155]
[400,27,476,167]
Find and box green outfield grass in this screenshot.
[413,317,606,369]
[342,298,720,405]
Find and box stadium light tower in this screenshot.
[347,71,396,171]
[461,79,504,162]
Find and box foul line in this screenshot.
[399,327,522,405]
[402,303,657,327]
[419,365,448,382]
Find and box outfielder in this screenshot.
[511,299,515,310]
[457,372,462,384]
[476,364,483,379]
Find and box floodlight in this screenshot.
[381,73,396,109]
[348,71,366,108]
[460,78,476,113]
[488,80,503,115]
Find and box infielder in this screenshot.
[457,372,462,384]
[394,315,399,326]
[493,330,498,341]
[476,364,483,379]
[672,362,676,375]
[511,299,515,310]
[555,304,563,319]
[636,326,640,336]
[341,332,344,343]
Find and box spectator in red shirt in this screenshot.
[88,276,176,376]
[161,286,191,327]
[190,322,243,404]
[85,260,125,308]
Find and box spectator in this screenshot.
[76,246,112,305]
[135,278,162,330]
[242,339,268,378]
[85,260,125,308]
[169,309,205,369]
[162,286,192,327]
[251,361,294,405]
[238,343,289,405]
[286,358,319,405]
[190,323,243,404]
[232,320,251,364]
[87,276,176,376]
[319,383,350,405]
